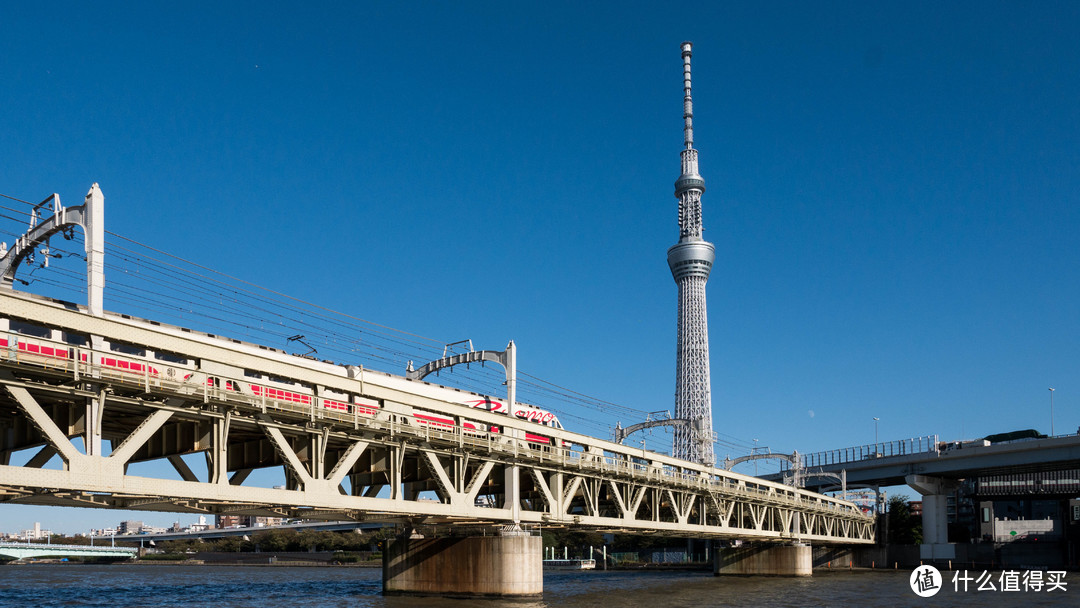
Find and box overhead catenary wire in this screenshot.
[1,205,759,459]
[0,192,38,207]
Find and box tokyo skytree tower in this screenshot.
[667,42,716,465]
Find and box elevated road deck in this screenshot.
[765,435,1080,490]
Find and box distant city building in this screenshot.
[217,515,243,529]
[217,515,283,528]
[188,515,211,532]
[118,520,144,535]
[19,522,50,540]
[909,501,923,518]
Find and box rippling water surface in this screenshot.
[0,565,1075,607]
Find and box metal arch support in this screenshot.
[614,417,692,445]
[797,469,847,494]
[405,341,517,418]
[0,184,105,317]
[406,349,508,381]
[721,451,800,471]
[0,196,82,285]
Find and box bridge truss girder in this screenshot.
[0,294,873,544]
[0,374,872,543]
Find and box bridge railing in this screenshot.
[784,435,940,470]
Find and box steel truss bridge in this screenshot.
[0,291,872,545]
[0,541,137,560]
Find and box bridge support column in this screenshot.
[383,528,541,597]
[906,474,958,560]
[714,543,811,576]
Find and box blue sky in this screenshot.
[2,1,1079,533]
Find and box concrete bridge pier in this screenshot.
[906,474,959,560]
[714,543,812,576]
[382,527,542,597]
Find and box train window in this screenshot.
[244,369,264,379]
[110,342,147,357]
[267,375,296,385]
[154,351,189,364]
[9,320,51,338]
[62,331,89,346]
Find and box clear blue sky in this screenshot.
[2,1,1078,533]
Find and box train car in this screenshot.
[0,307,564,447]
[462,398,562,444]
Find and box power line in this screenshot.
[1,215,764,457]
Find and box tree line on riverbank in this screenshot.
[13,528,393,555]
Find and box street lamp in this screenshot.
[873,417,880,448]
[1049,388,1055,437]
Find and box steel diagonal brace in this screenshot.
[420,451,457,505]
[2,382,82,464]
[777,508,794,535]
[604,479,628,518]
[581,478,600,516]
[664,489,695,525]
[229,468,253,486]
[25,445,59,469]
[715,496,735,527]
[257,415,313,487]
[752,503,769,530]
[109,409,173,465]
[628,485,647,519]
[561,476,583,514]
[705,492,721,520]
[526,467,556,513]
[682,492,698,524]
[464,460,496,504]
[325,440,369,489]
[168,455,201,483]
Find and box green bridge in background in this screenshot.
[0,542,137,560]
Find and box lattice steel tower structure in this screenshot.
[667,42,716,466]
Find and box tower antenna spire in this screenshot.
[667,42,716,465]
[683,41,695,150]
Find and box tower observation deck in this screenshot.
[667,42,716,466]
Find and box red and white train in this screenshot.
[0,310,564,446]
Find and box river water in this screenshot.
[0,565,1075,607]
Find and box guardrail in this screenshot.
[785,435,939,470]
